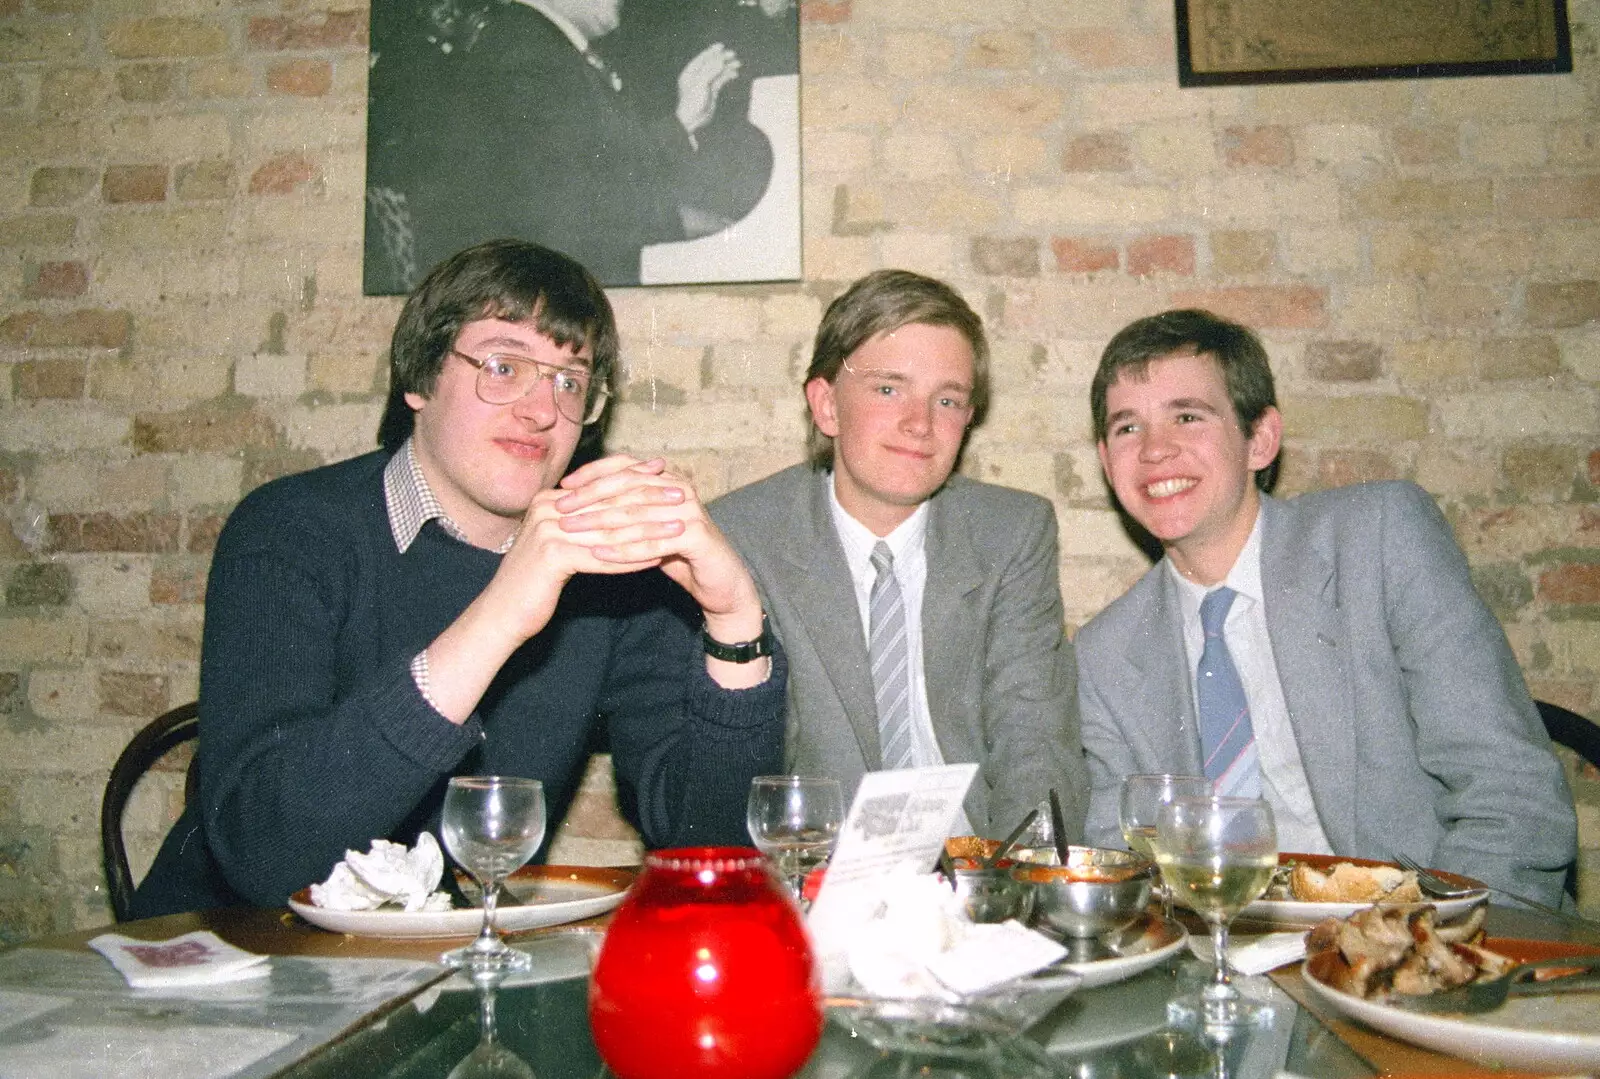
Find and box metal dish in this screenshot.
[1016,847,1155,940]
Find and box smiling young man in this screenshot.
[1075,308,1575,906]
[132,240,784,916]
[709,270,1088,839]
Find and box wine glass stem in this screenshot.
[478,981,500,1046]
[1209,917,1233,992]
[474,876,502,952]
[777,853,801,896]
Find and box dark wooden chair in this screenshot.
[1538,699,1600,770]
[100,701,199,922]
[1534,700,1597,903]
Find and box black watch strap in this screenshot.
[702,615,774,663]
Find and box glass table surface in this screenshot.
[277,935,1375,1079]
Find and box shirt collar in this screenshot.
[825,471,929,570]
[1167,511,1265,620]
[383,439,517,554]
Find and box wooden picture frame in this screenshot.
[1176,0,1572,87]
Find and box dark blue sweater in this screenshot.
[132,451,785,917]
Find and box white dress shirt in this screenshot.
[827,475,973,835]
[1169,518,1333,855]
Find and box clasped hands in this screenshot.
[501,454,764,660]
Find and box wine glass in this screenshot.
[745,775,844,898]
[440,776,547,973]
[1119,773,1211,920]
[1153,794,1277,1031]
[447,965,538,1079]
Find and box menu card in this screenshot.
[805,763,977,992]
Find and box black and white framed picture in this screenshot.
[363,0,802,293]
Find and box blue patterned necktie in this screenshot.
[1198,587,1260,798]
[869,542,914,770]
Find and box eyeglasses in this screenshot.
[451,350,611,425]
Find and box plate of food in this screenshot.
[1241,852,1487,928]
[1301,904,1600,1072]
[1051,911,1189,990]
[288,864,633,939]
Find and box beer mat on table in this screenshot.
[89,930,271,989]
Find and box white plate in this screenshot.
[1302,939,1600,1072]
[287,865,633,939]
[1240,853,1489,929]
[1053,912,1189,990]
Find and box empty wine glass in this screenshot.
[447,965,538,1079]
[440,776,546,973]
[1119,773,1211,920]
[1154,794,1277,1031]
[746,775,844,898]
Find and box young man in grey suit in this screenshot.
[1076,308,1575,906]
[710,270,1088,839]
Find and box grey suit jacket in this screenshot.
[1076,481,1575,906]
[711,465,1088,838]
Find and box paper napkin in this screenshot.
[89,930,271,989]
[309,832,451,912]
[843,865,1067,1000]
[1188,930,1307,975]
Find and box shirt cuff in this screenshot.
[409,649,442,713]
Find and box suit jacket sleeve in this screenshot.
[976,498,1090,842]
[1376,484,1575,904]
[1076,646,1138,849]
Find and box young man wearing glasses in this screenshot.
[133,240,784,917]
[709,270,1088,840]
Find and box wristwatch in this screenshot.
[702,615,774,663]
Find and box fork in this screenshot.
[1393,853,1573,921]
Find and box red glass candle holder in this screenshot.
[589,846,823,1079]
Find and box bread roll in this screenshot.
[1288,861,1423,903]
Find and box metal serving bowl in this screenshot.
[952,865,1035,924]
[1014,846,1155,939]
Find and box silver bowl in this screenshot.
[1015,846,1154,939]
[952,865,1035,924]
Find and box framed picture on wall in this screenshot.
[362,0,802,294]
[1176,0,1572,87]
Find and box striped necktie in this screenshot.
[1198,587,1260,798]
[869,542,914,770]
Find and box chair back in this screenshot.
[1538,699,1600,770]
[100,701,199,922]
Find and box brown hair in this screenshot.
[803,269,988,469]
[1091,308,1280,491]
[378,239,618,453]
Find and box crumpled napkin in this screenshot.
[90,930,271,989]
[309,832,452,912]
[844,866,1066,1000]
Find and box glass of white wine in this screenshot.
[1154,794,1277,1031]
[440,776,546,973]
[746,775,844,899]
[1119,773,1211,919]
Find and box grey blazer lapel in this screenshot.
[779,474,881,766]
[921,490,986,767]
[1259,496,1356,845]
[1139,571,1205,775]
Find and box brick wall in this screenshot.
[1,0,1596,941]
